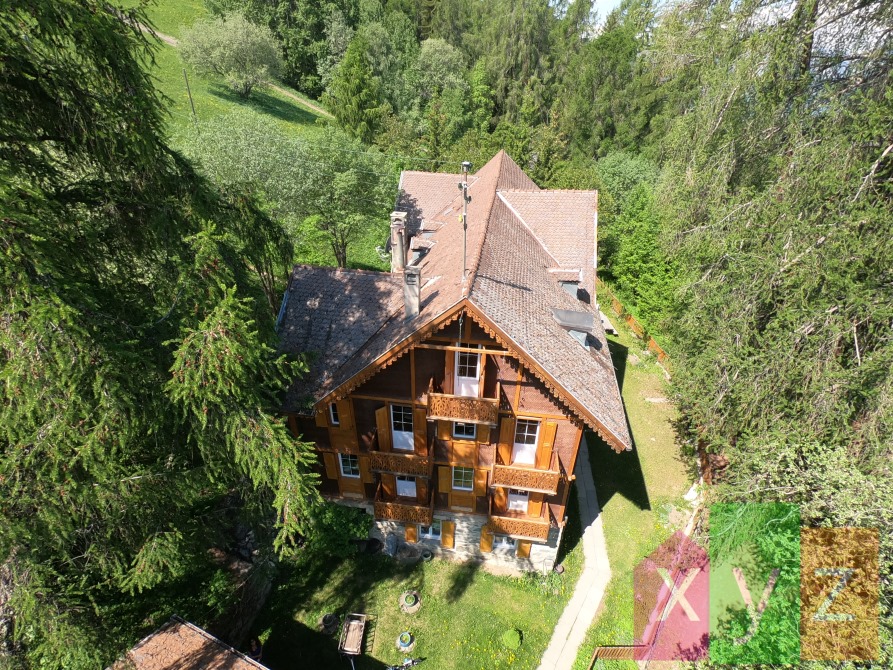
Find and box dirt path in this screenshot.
[137,23,335,119]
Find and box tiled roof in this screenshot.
[279,151,630,450]
[112,617,265,670]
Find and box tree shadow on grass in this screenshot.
[445,560,480,604]
[252,551,422,669]
[587,430,651,512]
[209,84,320,126]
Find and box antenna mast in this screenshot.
[459,161,472,287]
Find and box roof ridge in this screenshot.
[495,192,562,268]
[499,188,599,194]
[291,264,395,278]
[463,152,506,296]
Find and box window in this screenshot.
[494,535,517,552]
[329,402,340,426]
[391,404,414,451]
[455,344,480,396]
[507,489,529,513]
[339,453,360,478]
[452,466,474,491]
[453,422,476,440]
[396,475,417,498]
[512,419,540,465]
[419,520,442,540]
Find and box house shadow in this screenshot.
[252,551,423,670]
[445,560,480,604]
[586,430,651,512]
[606,337,628,391]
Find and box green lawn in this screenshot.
[571,318,694,669]
[252,492,584,670]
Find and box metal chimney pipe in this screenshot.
[390,211,407,273]
[403,266,421,320]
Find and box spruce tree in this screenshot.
[324,36,383,143]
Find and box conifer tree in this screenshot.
[324,35,384,143]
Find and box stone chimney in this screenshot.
[403,265,421,320]
[390,211,407,273]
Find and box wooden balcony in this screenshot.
[488,497,552,541]
[370,451,433,477]
[374,484,434,526]
[427,392,499,426]
[491,452,561,495]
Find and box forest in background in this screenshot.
[2,0,891,667]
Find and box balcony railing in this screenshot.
[427,392,499,426]
[370,451,433,477]
[374,484,434,526]
[488,497,552,541]
[491,451,561,495]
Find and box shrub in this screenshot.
[501,628,522,650]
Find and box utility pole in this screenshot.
[183,68,197,125]
[459,160,472,287]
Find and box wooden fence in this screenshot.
[597,279,672,374]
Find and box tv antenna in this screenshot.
[458,161,472,287]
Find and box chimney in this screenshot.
[390,211,407,273]
[403,265,421,320]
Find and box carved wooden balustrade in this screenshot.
[491,451,561,495]
[373,484,434,525]
[370,451,433,477]
[487,513,551,541]
[426,392,499,425]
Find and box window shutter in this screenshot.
[528,492,544,517]
[322,452,339,479]
[359,456,373,483]
[375,406,391,452]
[454,440,475,466]
[441,520,455,549]
[336,398,354,431]
[517,540,532,559]
[315,410,328,428]
[480,526,494,553]
[417,478,428,504]
[413,407,428,453]
[405,524,418,543]
[536,420,558,469]
[477,423,491,445]
[443,349,455,394]
[497,418,515,465]
[493,486,508,514]
[437,420,451,440]
[381,473,397,498]
[473,468,488,495]
[438,466,452,493]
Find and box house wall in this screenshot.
[295,309,587,571]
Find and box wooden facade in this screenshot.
[293,306,587,559]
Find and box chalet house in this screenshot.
[278,151,630,571]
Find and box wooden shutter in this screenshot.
[405,524,418,543]
[441,520,455,549]
[413,407,428,453]
[315,410,328,428]
[443,349,455,394]
[476,423,491,445]
[322,452,339,479]
[336,398,354,431]
[528,492,544,517]
[473,468,488,495]
[438,466,452,493]
[375,406,391,452]
[536,420,558,469]
[381,473,397,498]
[517,540,532,559]
[480,526,494,553]
[417,478,429,504]
[437,420,451,440]
[359,456,373,484]
[497,418,515,465]
[493,486,508,514]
